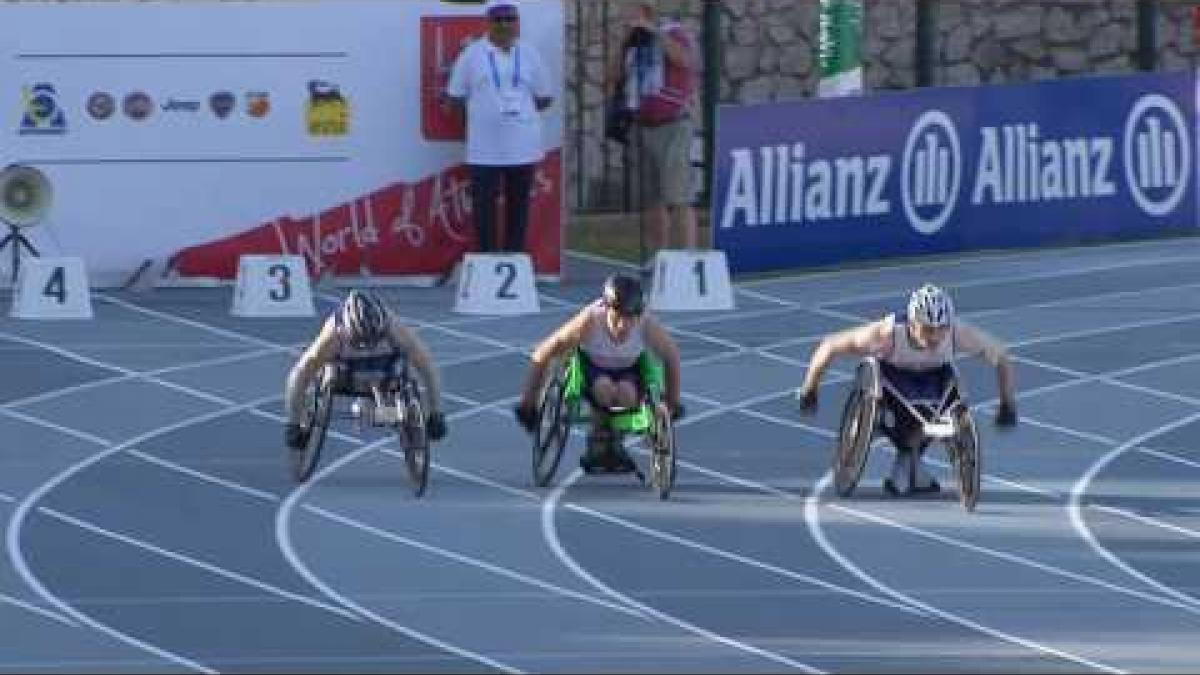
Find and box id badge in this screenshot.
[499,92,525,119]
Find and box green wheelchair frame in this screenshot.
[532,349,677,499]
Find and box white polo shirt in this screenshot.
[446,36,551,166]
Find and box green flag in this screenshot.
[818,0,863,97]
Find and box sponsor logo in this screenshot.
[306,80,349,136]
[19,83,66,134]
[901,110,961,235]
[123,91,154,121]
[1123,93,1190,217]
[86,91,116,121]
[245,91,270,118]
[161,97,201,113]
[209,90,234,119]
[720,90,1193,234]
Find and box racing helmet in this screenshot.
[601,274,645,317]
[907,283,954,327]
[340,289,389,348]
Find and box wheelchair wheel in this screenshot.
[399,381,430,498]
[532,360,572,487]
[949,405,981,512]
[291,366,334,484]
[833,361,880,497]
[649,403,676,500]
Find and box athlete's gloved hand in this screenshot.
[426,411,447,441]
[796,386,818,415]
[284,423,309,450]
[670,401,685,421]
[995,399,1018,428]
[514,402,537,434]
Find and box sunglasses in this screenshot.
[490,14,518,23]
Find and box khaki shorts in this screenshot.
[632,115,694,208]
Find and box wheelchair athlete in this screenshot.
[283,289,447,450]
[796,283,1018,495]
[514,274,683,473]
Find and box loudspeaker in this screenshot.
[0,164,52,229]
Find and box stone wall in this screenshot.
[567,0,1200,210]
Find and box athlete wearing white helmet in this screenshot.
[796,283,1017,495]
[283,289,446,450]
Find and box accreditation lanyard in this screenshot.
[487,45,521,93]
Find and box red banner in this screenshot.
[168,151,562,280]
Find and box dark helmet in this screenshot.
[601,274,645,316]
[339,289,389,348]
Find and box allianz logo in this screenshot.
[720,93,1190,234]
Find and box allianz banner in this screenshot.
[712,71,1196,275]
[1,1,563,287]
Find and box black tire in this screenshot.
[401,382,430,498]
[950,405,981,512]
[291,369,333,484]
[650,403,676,500]
[532,362,572,487]
[833,363,879,498]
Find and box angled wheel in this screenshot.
[291,366,334,484]
[650,402,676,500]
[949,404,981,512]
[400,381,430,498]
[833,360,880,498]
[532,360,573,487]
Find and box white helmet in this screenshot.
[907,283,954,327]
[339,289,389,349]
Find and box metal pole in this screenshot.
[915,0,934,87]
[601,0,612,209]
[701,0,721,211]
[574,0,584,210]
[1136,0,1158,72]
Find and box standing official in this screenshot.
[445,0,554,254]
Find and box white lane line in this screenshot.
[827,501,1200,616]
[1068,411,1200,613]
[427,407,923,619]
[276,434,524,675]
[41,508,360,621]
[1092,505,1200,541]
[1136,447,1200,471]
[735,237,1200,289]
[541,470,826,674]
[7,398,281,673]
[1,345,284,412]
[125,449,281,504]
[95,295,288,352]
[305,501,647,620]
[803,474,1124,674]
[777,252,1200,306]
[754,279,1200,353]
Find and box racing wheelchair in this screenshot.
[530,350,677,500]
[833,357,981,511]
[290,354,431,497]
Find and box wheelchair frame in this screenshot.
[833,357,981,511]
[532,349,677,500]
[291,355,431,497]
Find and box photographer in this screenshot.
[607,2,699,254]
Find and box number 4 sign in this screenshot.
[453,252,540,315]
[648,250,735,312]
[9,256,94,319]
[231,254,315,317]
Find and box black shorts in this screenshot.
[579,352,642,408]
